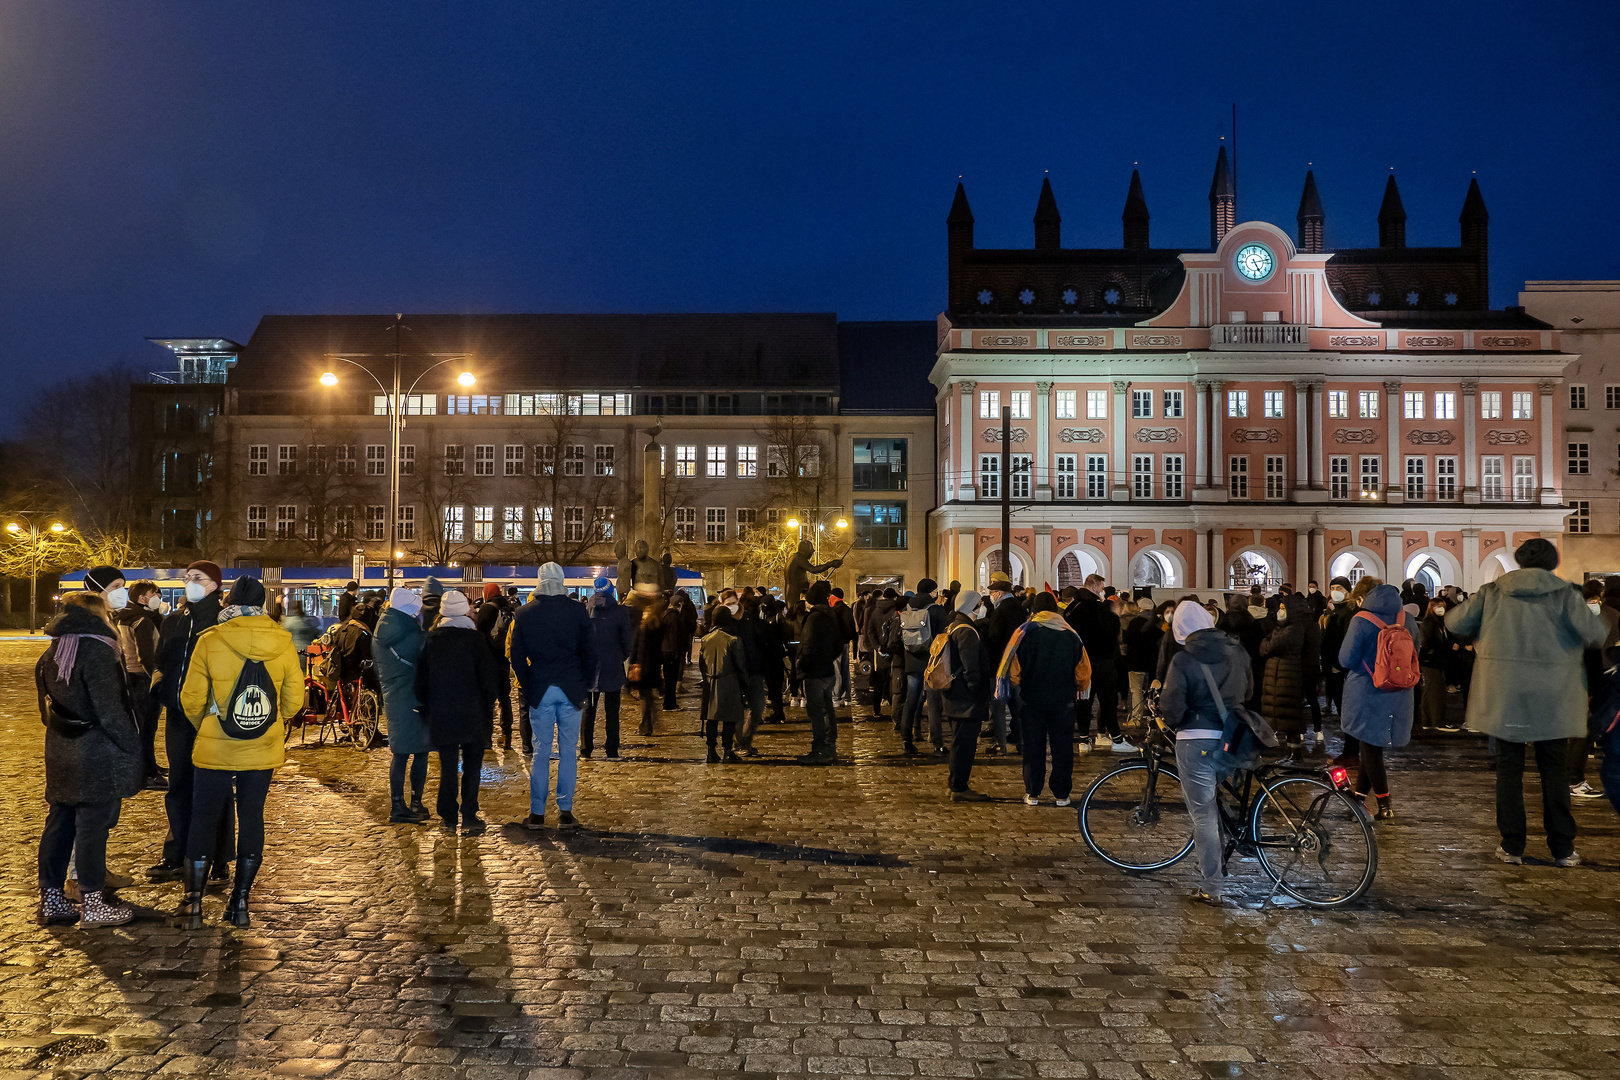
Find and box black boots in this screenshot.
[224,855,261,928]
[171,857,208,930]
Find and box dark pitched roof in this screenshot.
[837,322,939,414]
[947,182,974,227]
[1122,170,1149,224]
[230,313,840,393]
[1209,145,1233,200]
[1460,177,1489,223]
[1034,177,1061,225]
[1378,175,1406,224]
[1297,170,1324,221]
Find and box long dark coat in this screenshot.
[39,605,144,806]
[414,623,501,747]
[1259,592,1310,736]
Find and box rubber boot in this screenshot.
[171,858,208,930]
[224,855,261,928]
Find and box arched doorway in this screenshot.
[1330,551,1369,586]
[978,547,1030,591]
[1403,549,1461,592]
[1056,548,1102,590]
[1131,549,1179,589]
[1228,549,1285,591]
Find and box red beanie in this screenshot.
[186,560,223,586]
[482,582,501,601]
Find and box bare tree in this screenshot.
[251,419,371,565]
[759,414,834,518]
[404,428,497,567]
[509,413,629,565]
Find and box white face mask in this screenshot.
[145,594,163,611]
[1276,608,1288,622]
[726,602,740,615]
[185,581,210,603]
[1331,589,1347,603]
[1589,600,1602,613]
[105,587,129,610]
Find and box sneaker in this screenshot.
[558,811,580,831]
[1024,794,1040,806]
[1571,782,1605,799]
[1111,738,1138,754]
[1554,851,1582,868]
[933,745,948,757]
[1187,891,1226,908]
[1094,735,1114,751]
[1493,846,1522,865]
[461,817,488,836]
[1076,741,1092,755]
[1055,797,1072,808]
[1436,724,1462,733]
[521,813,546,831]
[78,890,133,929]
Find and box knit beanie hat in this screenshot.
[482,582,501,601]
[225,576,266,608]
[389,587,422,617]
[83,565,123,593]
[186,560,222,587]
[422,576,445,599]
[440,590,471,617]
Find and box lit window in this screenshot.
[1512,392,1533,420]
[503,506,524,542]
[1358,390,1379,419]
[1010,391,1031,419]
[1434,392,1455,420]
[1482,456,1504,500]
[1403,391,1424,420]
[1263,391,1284,418]
[979,390,1000,419]
[442,506,464,543]
[1056,390,1076,419]
[1481,391,1502,420]
[1328,391,1348,418]
[533,506,552,544]
[675,445,696,477]
[1228,391,1248,418]
[737,445,758,478]
[473,505,493,542]
[706,445,727,478]
[1360,456,1381,497]
[1087,390,1107,419]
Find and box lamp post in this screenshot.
[784,508,849,565]
[320,316,474,590]
[5,513,68,634]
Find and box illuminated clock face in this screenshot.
[1235,243,1274,281]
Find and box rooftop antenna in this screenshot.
[1231,103,1238,216]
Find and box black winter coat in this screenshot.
[798,604,842,679]
[982,594,1027,672]
[1064,593,1120,684]
[1014,620,1086,710]
[153,590,222,717]
[1160,628,1252,735]
[585,594,636,693]
[509,594,598,708]
[414,624,501,747]
[39,606,144,805]
[1123,613,1163,674]
[1259,593,1310,735]
[940,614,992,719]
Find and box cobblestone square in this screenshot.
[3,640,1619,1079]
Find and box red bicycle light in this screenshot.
[1328,766,1350,788]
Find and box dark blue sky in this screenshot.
[0,1,1614,402]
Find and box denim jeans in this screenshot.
[1174,738,1225,897]
[390,752,429,812]
[38,799,120,893]
[1128,671,1150,728]
[899,672,926,746]
[805,674,838,754]
[834,648,851,701]
[530,685,582,814]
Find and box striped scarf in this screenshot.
[994,612,1086,701]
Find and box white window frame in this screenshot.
[1163,454,1185,500]
[1329,455,1350,499]
[1132,454,1153,499]
[442,505,465,543]
[1264,455,1286,500]
[1434,392,1456,420]
[365,505,386,542]
[1512,392,1534,420]
[1328,391,1348,419]
[276,504,297,539]
[1054,454,1077,499]
[1010,453,1031,499]
[1228,391,1248,418]
[504,444,524,476]
[706,445,727,478]
[1571,384,1588,410]
[533,506,552,544]
[563,444,586,477]
[979,454,1000,499]
[737,445,758,478]
[1435,456,1458,500]
[397,505,416,541]
[1358,390,1379,419]
[473,444,495,476]
[398,444,415,475]
[1482,456,1504,501]
[1085,455,1107,499]
[1512,455,1536,501]
[1263,391,1284,419]
[472,505,494,542]
[705,507,727,543]
[1010,391,1031,419]
[1163,390,1184,419]
[1480,391,1502,420]
[444,444,465,476]
[503,506,524,542]
[1405,455,1426,501]
[366,444,387,476]
[979,390,1000,419]
[247,505,266,540]
[278,445,298,476]
[673,506,696,543]
[1131,389,1153,419]
[1229,455,1249,498]
[249,445,268,476]
[1086,390,1107,419]
[1055,390,1077,419]
[1403,391,1424,420]
[563,506,585,543]
[1359,455,1381,497]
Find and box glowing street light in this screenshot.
[457,371,476,388]
[319,371,339,387]
[785,517,800,530]
[5,513,71,633]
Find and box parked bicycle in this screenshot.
[1078,697,1377,908]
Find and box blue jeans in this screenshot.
[1603,726,1620,821]
[529,686,582,814]
[1174,738,1225,897]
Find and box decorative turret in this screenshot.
[1460,176,1489,306]
[1377,174,1406,248]
[947,182,975,311]
[1208,145,1235,248]
[1122,169,1149,252]
[1033,177,1061,250]
[1297,170,1325,253]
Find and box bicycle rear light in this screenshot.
[1327,766,1350,788]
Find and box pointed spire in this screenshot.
[1122,169,1149,252]
[947,182,974,227]
[1460,176,1489,223]
[1033,176,1061,250]
[1209,144,1235,248]
[1296,169,1324,253]
[1377,174,1406,248]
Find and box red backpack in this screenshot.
[1354,610,1420,689]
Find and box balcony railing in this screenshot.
[1211,323,1308,351]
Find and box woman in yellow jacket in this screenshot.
[176,577,303,928]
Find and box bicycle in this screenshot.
[1078,699,1377,908]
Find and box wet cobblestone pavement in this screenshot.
[2,640,1619,1079]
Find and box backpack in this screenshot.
[1197,661,1278,774]
[1355,610,1420,690]
[900,608,932,655]
[923,632,956,690]
[220,651,279,740]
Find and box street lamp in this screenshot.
[787,508,849,564]
[5,514,69,634]
[317,315,475,590]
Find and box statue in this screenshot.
[784,539,842,606]
[659,550,676,593]
[618,539,664,596]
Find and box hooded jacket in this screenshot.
[39,604,144,805]
[1445,568,1607,742]
[508,564,598,708]
[179,612,305,771]
[797,600,843,679]
[1258,592,1311,735]
[865,594,901,655]
[1338,584,1420,748]
[940,611,992,719]
[1159,627,1252,737]
[373,606,431,756]
[586,590,636,693]
[153,588,223,717]
[699,625,750,724]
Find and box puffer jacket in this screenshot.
[1339,584,1420,748]
[38,604,144,805]
[1259,592,1310,736]
[1446,568,1607,742]
[179,612,305,771]
[373,606,431,756]
[1159,627,1251,736]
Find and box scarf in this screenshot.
[220,604,264,622]
[438,614,476,629]
[995,612,1090,701]
[52,633,114,683]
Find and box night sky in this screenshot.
[0,1,1614,408]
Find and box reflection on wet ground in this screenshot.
[0,639,1616,1077]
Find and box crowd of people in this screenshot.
[30,535,1620,927]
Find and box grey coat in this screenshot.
[699,627,750,725]
[1445,568,1607,742]
[38,606,144,806]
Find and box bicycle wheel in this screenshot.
[1079,761,1195,871]
[351,690,381,750]
[1250,776,1377,908]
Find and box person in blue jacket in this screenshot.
[1338,581,1419,821]
[582,578,635,760]
[509,563,597,830]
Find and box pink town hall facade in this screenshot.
[928,167,1572,595]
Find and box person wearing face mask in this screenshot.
[146,561,234,886]
[1319,576,1356,725]
[114,579,167,789]
[1259,592,1310,755]
[1418,597,1454,734]
[1304,581,1327,621]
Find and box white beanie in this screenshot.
[1171,599,1215,644]
[537,561,566,597]
[389,587,422,617]
[954,589,982,615]
[440,590,471,617]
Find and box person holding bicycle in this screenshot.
[1159,600,1252,906]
